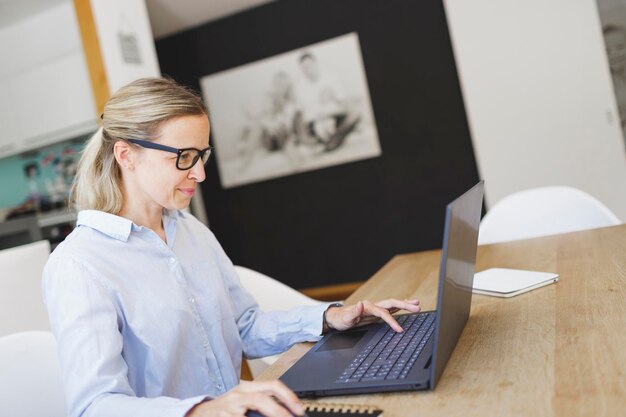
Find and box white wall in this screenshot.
[0,1,96,157]
[0,2,79,80]
[444,0,626,220]
[90,0,161,94]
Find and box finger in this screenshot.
[352,301,364,317]
[344,302,364,326]
[362,301,404,332]
[376,298,421,313]
[375,298,419,309]
[401,299,421,312]
[351,316,383,327]
[248,394,293,417]
[404,298,421,309]
[260,380,304,416]
[237,380,302,414]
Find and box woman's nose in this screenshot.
[188,160,206,182]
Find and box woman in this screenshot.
[43,77,420,417]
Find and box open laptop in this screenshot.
[280,181,484,397]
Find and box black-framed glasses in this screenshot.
[128,139,213,170]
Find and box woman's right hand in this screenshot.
[186,380,305,417]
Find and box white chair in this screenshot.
[0,240,51,337]
[0,331,67,417]
[234,265,323,378]
[478,186,621,245]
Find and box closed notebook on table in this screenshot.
[473,268,559,298]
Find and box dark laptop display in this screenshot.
[280,181,484,397]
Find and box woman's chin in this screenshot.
[176,202,192,211]
[166,198,191,212]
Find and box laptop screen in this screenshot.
[430,181,484,388]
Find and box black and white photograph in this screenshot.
[200,32,381,188]
[597,0,626,149]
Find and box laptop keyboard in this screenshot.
[335,312,436,383]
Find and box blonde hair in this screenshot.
[71,77,207,214]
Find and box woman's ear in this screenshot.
[113,140,135,171]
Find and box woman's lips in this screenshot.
[179,188,195,197]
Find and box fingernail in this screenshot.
[295,403,305,415]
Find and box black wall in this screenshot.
[156,0,479,289]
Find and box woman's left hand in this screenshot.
[324,299,421,333]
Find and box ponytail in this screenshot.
[70,127,123,214]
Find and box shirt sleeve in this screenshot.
[209,234,333,359]
[42,255,208,417]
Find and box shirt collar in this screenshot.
[163,208,186,221]
[76,209,186,242]
[76,210,133,242]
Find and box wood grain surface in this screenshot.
[257,225,626,417]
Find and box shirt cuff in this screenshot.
[296,302,342,339]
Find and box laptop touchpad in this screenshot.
[318,330,367,351]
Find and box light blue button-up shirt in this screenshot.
[43,209,329,417]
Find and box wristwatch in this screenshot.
[322,302,344,334]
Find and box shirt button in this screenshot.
[169,257,176,264]
[203,341,209,348]
[189,297,195,303]
[216,384,222,390]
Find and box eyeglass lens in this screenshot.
[177,148,211,169]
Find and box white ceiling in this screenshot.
[0,0,67,29]
[0,0,274,38]
[146,0,275,39]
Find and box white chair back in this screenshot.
[0,240,51,337]
[479,186,621,245]
[235,265,321,311]
[0,331,67,417]
[234,265,322,378]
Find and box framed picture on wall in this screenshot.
[200,32,381,188]
[596,0,626,150]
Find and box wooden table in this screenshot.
[258,224,626,416]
